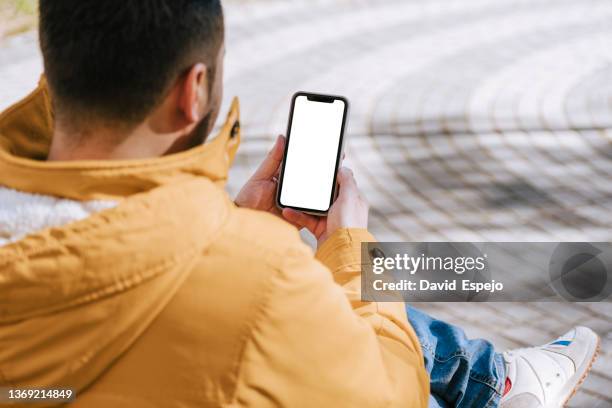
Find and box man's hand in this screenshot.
[282,167,369,247]
[235,135,285,215]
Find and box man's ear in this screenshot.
[179,63,209,124]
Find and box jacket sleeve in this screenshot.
[234,228,429,407]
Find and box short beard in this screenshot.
[162,110,212,155]
[189,110,213,146]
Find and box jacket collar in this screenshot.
[0,77,241,201]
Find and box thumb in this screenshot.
[336,167,358,197]
[282,208,319,233]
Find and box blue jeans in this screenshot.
[407,306,506,408]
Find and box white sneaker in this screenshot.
[500,326,600,408]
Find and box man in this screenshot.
[0,1,598,407]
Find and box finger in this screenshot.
[282,208,319,232]
[271,206,301,226]
[252,135,285,181]
[269,206,282,217]
[282,217,303,230]
[271,207,301,229]
[336,166,358,196]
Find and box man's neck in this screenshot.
[47,122,196,161]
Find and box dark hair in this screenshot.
[39,0,224,126]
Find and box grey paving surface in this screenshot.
[1,0,611,406]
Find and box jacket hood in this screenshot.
[0,78,241,400]
[0,186,118,246]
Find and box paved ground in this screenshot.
[1,0,611,405]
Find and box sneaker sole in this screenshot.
[560,328,600,407]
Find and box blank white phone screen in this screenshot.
[280,95,345,211]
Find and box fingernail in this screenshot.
[275,135,286,152]
[270,136,281,152]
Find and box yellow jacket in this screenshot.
[0,80,428,407]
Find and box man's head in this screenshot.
[40,0,225,159]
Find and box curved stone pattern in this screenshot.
[0,0,611,405]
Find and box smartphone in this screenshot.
[276,92,349,215]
